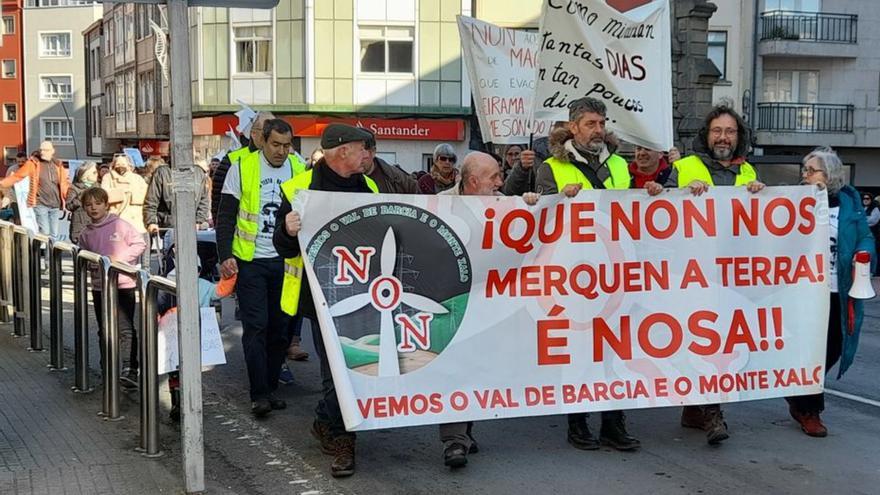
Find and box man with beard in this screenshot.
[647,105,765,445]
[534,97,640,453]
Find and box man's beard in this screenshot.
[712,146,733,161]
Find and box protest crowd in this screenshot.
[1,92,871,479]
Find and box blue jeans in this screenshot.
[32,205,61,240]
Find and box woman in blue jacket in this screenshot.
[792,146,875,437]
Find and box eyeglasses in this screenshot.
[436,155,456,164]
[709,127,738,138]
[801,166,822,176]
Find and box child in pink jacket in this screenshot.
[77,187,146,388]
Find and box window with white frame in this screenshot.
[3,104,16,122]
[40,75,72,101]
[763,70,819,103]
[40,32,71,58]
[4,147,17,166]
[90,105,102,137]
[89,45,101,81]
[2,60,15,79]
[764,0,820,12]
[359,26,414,74]
[105,17,114,55]
[233,25,272,74]
[707,31,728,81]
[42,118,73,144]
[114,9,124,66]
[125,70,135,131]
[105,83,115,116]
[115,75,124,133]
[137,71,155,113]
[3,16,14,35]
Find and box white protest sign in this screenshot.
[158,307,226,375]
[13,178,37,232]
[457,16,554,144]
[532,0,673,151]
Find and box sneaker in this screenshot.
[330,436,356,478]
[267,395,286,410]
[681,406,706,430]
[793,410,828,437]
[443,442,468,468]
[278,364,294,385]
[251,398,272,418]
[311,420,335,455]
[567,420,600,450]
[120,369,139,391]
[600,412,641,451]
[704,406,729,445]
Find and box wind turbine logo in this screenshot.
[329,227,449,377]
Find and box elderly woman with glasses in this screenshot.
[790,146,875,437]
[418,143,459,194]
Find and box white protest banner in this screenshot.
[13,178,37,232]
[531,0,673,151]
[295,187,830,431]
[158,307,226,375]
[457,16,553,144]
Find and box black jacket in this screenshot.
[65,181,91,242]
[368,157,419,194]
[273,161,374,319]
[143,165,210,228]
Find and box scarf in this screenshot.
[431,165,458,188]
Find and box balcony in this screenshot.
[755,102,856,147]
[759,11,858,59]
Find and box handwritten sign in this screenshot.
[458,16,553,144]
[158,307,226,375]
[531,0,673,151]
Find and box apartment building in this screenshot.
[185,0,472,171]
[746,0,880,187]
[0,0,25,170]
[87,2,170,159]
[22,0,101,159]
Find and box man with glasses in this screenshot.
[647,104,765,445]
[418,143,459,194]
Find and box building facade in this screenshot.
[22,0,101,160]
[0,0,26,170]
[187,0,472,172]
[747,0,880,187]
[89,2,170,160]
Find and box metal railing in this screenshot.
[756,102,854,133]
[760,10,857,44]
[0,220,178,458]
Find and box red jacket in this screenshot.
[0,156,69,208]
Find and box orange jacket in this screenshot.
[0,157,69,208]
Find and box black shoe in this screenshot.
[268,395,286,410]
[331,436,356,478]
[311,420,335,455]
[600,412,641,451]
[443,442,468,468]
[704,406,729,445]
[468,436,479,454]
[567,420,600,450]
[251,398,272,418]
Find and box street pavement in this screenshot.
[2,258,880,494]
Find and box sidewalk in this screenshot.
[0,329,182,494]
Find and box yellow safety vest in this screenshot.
[279,169,379,316]
[674,155,757,187]
[231,152,308,261]
[545,154,631,191]
[226,146,253,166]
